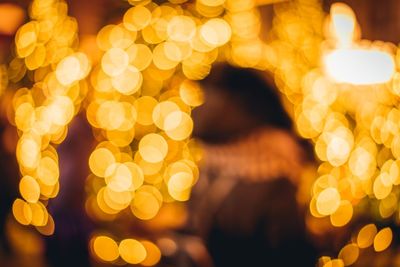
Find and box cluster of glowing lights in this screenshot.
[319,225,393,266]
[9,0,400,265]
[7,0,265,228]
[269,1,400,266]
[91,235,161,266]
[312,4,400,226]
[10,0,89,235]
[0,0,294,265]
[5,0,269,265]
[84,0,268,234]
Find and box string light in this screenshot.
[6,0,267,265]
[269,1,400,266]
[90,234,161,265]
[7,0,400,266]
[84,0,268,236]
[10,0,89,235]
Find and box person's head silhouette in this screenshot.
[192,63,292,144]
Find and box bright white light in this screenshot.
[330,3,357,47]
[324,48,395,85]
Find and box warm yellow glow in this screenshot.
[179,79,204,107]
[357,224,377,248]
[103,185,132,210]
[131,188,161,220]
[104,163,133,192]
[111,65,143,95]
[96,101,125,130]
[164,111,193,141]
[141,241,161,266]
[47,96,75,126]
[0,3,25,35]
[373,227,392,252]
[373,173,392,200]
[167,16,196,42]
[199,0,226,7]
[12,198,32,225]
[316,187,341,216]
[200,18,231,47]
[152,42,180,70]
[168,172,194,201]
[322,259,344,267]
[56,54,87,86]
[7,0,297,252]
[127,43,153,71]
[138,133,168,163]
[330,200,353,227]
[36,214,55,236]
[152,101,180,130]
[36,156,59,186]
[19,176,40,203]
[89,147,116,177]
[15,21,38,58]
[10,0,90,232]
[119,239,147,264]
[16,134,41,170]
[348,147,375,179]
[324,127,353,166]
[134,96,158,126]
[25,44,46,70]
[123,6,152,32]
[101,47,129,77]
[29,202,48,226]
[338,243,359,266]
[97,187,120,215]
[92,236,119,262]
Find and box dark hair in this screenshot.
[199,63,293,130]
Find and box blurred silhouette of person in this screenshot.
[185,63,317,267]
